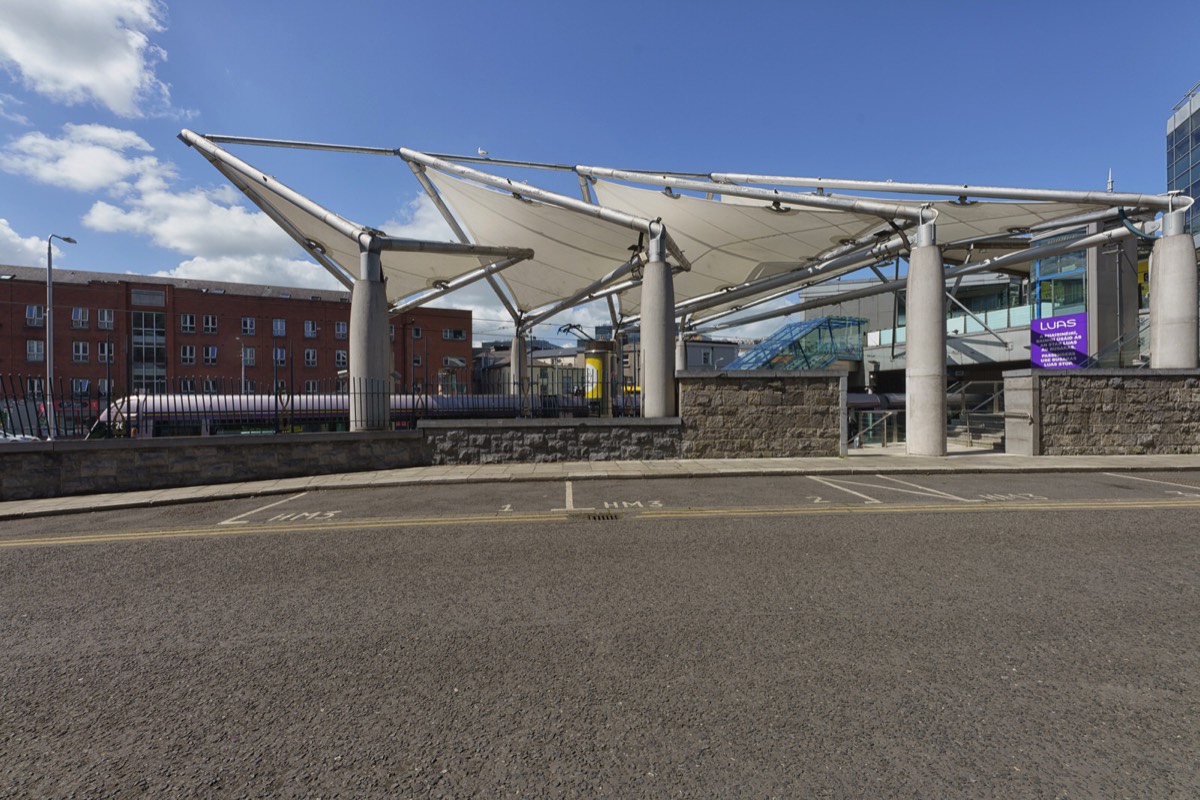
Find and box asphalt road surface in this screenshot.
[2,472,1198,797]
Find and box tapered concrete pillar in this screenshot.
[350,247,391,431]
[512,332,530,416]
[1150,209,1199,369]
[641,230,677,417]
[905,220,947,456]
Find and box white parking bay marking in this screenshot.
[218,493,308,526]
[808,476,881,504]
[1103,472,1200,492]
[552,481,595,512]
[873,475,981,502]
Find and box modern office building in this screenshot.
[0,264,473,400]
[1168,81,1200,239]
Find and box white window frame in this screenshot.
[241,316,256,336]
[72,341,89,363]
[442,328,466,341]
[272,318,286,337]
[180,313,196,334]
[335,350,348,368]
[26,339,44,362]
[304,348,317,368]
[71,307,89,329]
[25,305,44,327]
[180,344,196,365]
[202,314,218,334]
[334,321,348,340]
[98,308,115,330]
[203,345,218,366]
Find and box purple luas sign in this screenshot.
[1032,312,1088,368]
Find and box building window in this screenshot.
[443,328,466,341]
[241,317,256,336]
[72,341,89,363]
[273,346,286,367]
[71,307,89,329]
[25,305,44,327]
[202,378,219,394]
[71,378,90,396]
[274,379,287,393]
[98,341,115,364]
[304,320,318,338]
[98,308,115,330]
[180,344,196,365]
[334,321,347,340]
[26,377,44,397]
[131,311,167,394]
[243,347,256,367]
[412,354,422,367]
[26,340,44,362]
[389,324,395,342]
[304,348,317,368]
[203,345,217,366]
[180,313,196,334]
[335,350,347,369]
[701,349,713,366]
[98,379,113,397]
[180,378,196,394]
[442,356,467,368]
[304,380,320,394]
[131,289,165,307]
[412,326,422,339]
[273,318,286,337]
[203,314,218,334]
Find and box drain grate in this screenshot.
[569,511,623,522]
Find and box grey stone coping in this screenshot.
[1,430,424,455]
[677,369,848,379]
[1003,368,1200,378]
[418,418,681,430]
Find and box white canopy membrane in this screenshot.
[180,132,1170,334]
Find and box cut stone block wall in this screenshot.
[419,418,682,465]
[678,370,847,458]
[0,431,428,501]
[1004,368,1200,455]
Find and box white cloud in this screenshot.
[381,195,456,242]
[0,217,46,265]
[0,93,29,124]
[0,0,175,117]
[154,254,344,291]
[0,123,168,194]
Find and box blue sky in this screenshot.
[1,0,1198,343]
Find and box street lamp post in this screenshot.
[46,234,76,440]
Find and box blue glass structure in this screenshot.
[727,317,866,371]
[1168,82,1200,235]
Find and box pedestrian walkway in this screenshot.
[5,445,1200,521]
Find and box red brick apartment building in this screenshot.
[0,265,472,398]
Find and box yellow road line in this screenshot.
[5,496,1200,550]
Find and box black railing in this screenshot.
[1,367,641,441]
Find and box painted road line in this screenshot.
[552,480,595,512]
[808,475,881,504]
[1,512,571,549]
[218,493,308,526]
[873,475,981,502]
[1102,472,1200,492]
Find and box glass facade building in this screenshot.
[1167,82,1200,235]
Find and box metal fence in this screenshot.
[1,367,641,441]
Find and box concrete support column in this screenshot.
[1150,209,1199,369]
[905,220,947,456]
[641,230,677,417]
[512,332,530,417]
[350,247,391,431]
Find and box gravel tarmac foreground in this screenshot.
[1,505,1198,798]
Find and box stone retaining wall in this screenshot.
[678,370,847,458]
[419,418,682,465]
[1003,368,1200,455]
[0,431,428,501]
